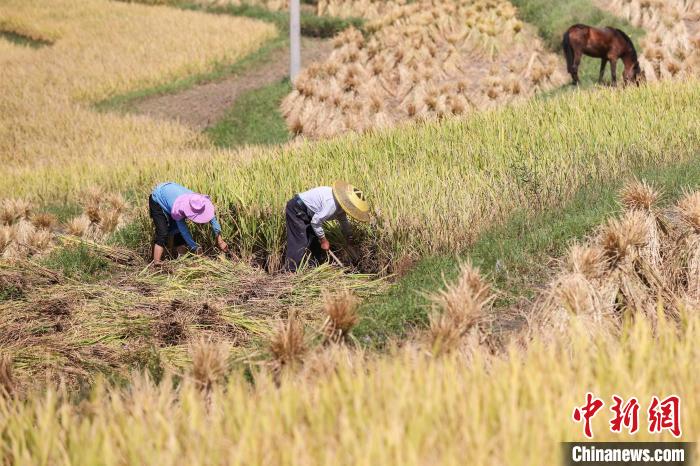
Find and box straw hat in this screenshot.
[332,180,370,222]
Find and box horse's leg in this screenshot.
[572,50,583,85]
[598,58,608,84]
[609,58,618,86]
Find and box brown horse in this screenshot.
[562,24,642,86]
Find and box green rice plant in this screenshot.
[8,80,697,272]
[175,80,700,270]
[19,81,700,270]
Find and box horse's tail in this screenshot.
[562,29,575,74]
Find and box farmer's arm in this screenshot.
[310,212,326,238]
[310,210,330,251]
[176,219,199,251]
[210,216,222,237]
[209,216,228,252]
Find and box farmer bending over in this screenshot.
[149,182,228,265]
[285,181,369,272]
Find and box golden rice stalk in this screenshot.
[105,193,127,215]
[685,235,700,300]
[13,220,36,246]
[619,180,663,266]
[66,215,92,238]
[677,191,700,233]
[1,199,32,225]
[300,344,365,382]
[617,266,657,320]
[99,210,122,235]
[83,186,105,207]
[565,244,608,280]
[30,212,58,231]
[269,310,306,368]
[427,262,491,355]
[0,354,14,396]
[82,187,105,224]
[0,226,15,254]
[551,273,602,317]
[26,229,52,254]
[84,205,102,225]
[427,312,464,356]
[321,289,360,343]
[533,271,617,341]
[620,179,660,212]
[189,337,229,393]
[599,210,648,266]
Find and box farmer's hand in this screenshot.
[216,236,229,253]
[194,247,204,255]
[320,237,330,251]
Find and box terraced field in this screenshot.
[1,0,699,464]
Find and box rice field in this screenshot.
[282,0,566,138]
[0,317,697,465]
[2,182,700,464]
[4,0,699,272]
[1,0,700,462]
[0,0,275,169]
[2,81,700,271]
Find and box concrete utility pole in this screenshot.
[289,0,301,82]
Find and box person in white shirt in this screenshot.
[285,181,370,272]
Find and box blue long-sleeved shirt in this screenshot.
[151,182,222,251]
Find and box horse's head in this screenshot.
[624,61,644,86]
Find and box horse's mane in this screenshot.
[614,28,638,64]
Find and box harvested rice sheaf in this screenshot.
[269,310,307,369]
[321,289,360,343]
[283,0,566,138]
[427,262,492,355]
[536,188,700,337]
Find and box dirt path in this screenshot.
[131,38,334,131]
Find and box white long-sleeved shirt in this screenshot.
[298,186,352,239]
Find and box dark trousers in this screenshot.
[285,197,325,272]
[149,195,184,248]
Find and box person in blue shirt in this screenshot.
[149,182,228,264]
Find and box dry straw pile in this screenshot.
[0,248,384,388]
[596,0,700,80]
[417,180,700,360]
[0,188,130,261]
[525,180,700,346]
[282,0,566,138]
